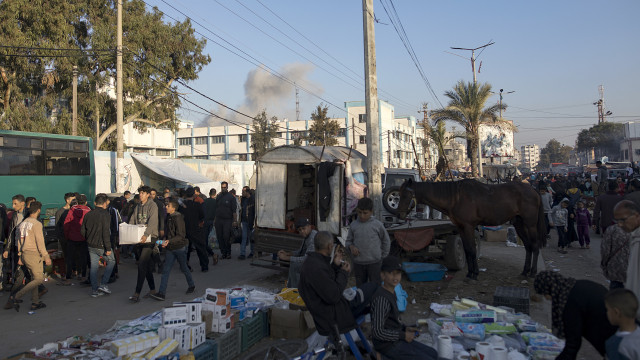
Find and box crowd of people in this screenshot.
[0,182,257,309]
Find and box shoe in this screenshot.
[580,245,585,249]
[149,292,165,301]
[186,286,196,294]
[224,254,232,259]
[98,285,111,294]
[4,300,13,310]
[80,279,91,286]
[187,265,193,272]
[108,277,117,284]
[586,244,590,249]
[212,254,219,266]
[30,302,46,310]
[202,268,209,273]
[128,294,140,303]
[38,288,48,298]
[91,291,104,298]
[248,252,254,258]
[238,255,246,260]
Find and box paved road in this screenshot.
[0,244,279,358]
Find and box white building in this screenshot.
[622,122,640,164]
[122,120,193,158]
[176,100,438,170]
[520,144,540,170]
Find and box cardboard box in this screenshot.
[202,310,214,333]
[118,223,147,245]
[188,323,206,349]
[485,228,508,242]
[269,308,316,339]
[205,288,229,305]
[162,306,188,328]
[173,302,203,324]
[217,313,234,333]
[215,304,231,318]
[232,307,246,322]
[230,295,246,309]
[145,338,178,360]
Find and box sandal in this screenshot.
[128,294,140,303]
[31,302,46,310]
[212,253,219,266]
[143,291,157,299]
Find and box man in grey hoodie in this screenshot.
[346,198,391,286]
[128,185,159,302]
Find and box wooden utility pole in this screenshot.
[411,139,423,180]
[418,103,430,171]
[72,66,78,136]
[362,0,383,218]
[387,130,391,167]
[116,0,125,192]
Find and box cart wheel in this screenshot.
[444,235,466,270]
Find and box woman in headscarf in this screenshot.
[534,271,616,359]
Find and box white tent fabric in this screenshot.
[256,162,287,229]
[130,153,217,189]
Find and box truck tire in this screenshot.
[444,235,466,270]
[382,186,414,214]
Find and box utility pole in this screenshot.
[498,89,515,119]
[72,66,78,136]
[116,0,125,192]
[95,104,100,150]
[418,103,430,171]
[450,41,494,178]
[362,0,383,218]
[387,130,391,168]
[593,85,612,124]
[295,85,300,122]
[411,139,423,180]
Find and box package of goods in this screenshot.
[440,322,462,337]
[484,322,518,335]
[456,323,485,340]
[528,337,565,349]
[205,288,230,306]
[276,288,306,307]
[217,314,234,333]
[516,319,550,333]
[232,307,247,322]
[455,309,497,323]
[119,223,147,245]
[229,289,247,309]
[202,310,214,333]
[269,307,316,339]
[203,303,231,319]
[430,303,453,317]
[110,333,160,356]
[162,307,188,328]
[461,298,508,314]
[527,345,563,359]
[520,332,559,345]
[144,338,178,360]
[172,302,202,324]
[452,301,473,312]
[187,323,206,349]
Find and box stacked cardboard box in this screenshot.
[157,304,206,351]
[203,288,235,334]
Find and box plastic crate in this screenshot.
[493,286,530,314]
[239,311,266,352]
[401,262,447,282]
[262,310,269,336]
[192,340,218,360]
[209,327,241,360]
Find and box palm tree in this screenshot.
[430,81,510,177]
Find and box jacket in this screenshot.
[371,286,404,351]
[298,252,355,336]
[203,197,217,224]
[627,226,640,319]
[215,192,236,220]
[575,208,591,227]
[550,205,568,227]
[558,280,616,359]
[179,199,204,237]
[165,212,187,250]
[154,198,166,232]
[129,200,159,238]
[81,207,112,251]
[346,217,391,264]
[240,195,255,224]
[594,192,622,229]
[600,225,630,283]
[64,205,91,242]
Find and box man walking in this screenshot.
[238,186,255,260]
[128,186,159,303]
[594,180,622,235]
[82,194,115,297]
[203,188,217,262]
[151,200,195,301]
[180,187,209,272]
[215,181,237,259]
[596,161,609,196]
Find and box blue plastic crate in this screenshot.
[192,339,218,360]
[402,262,447,282]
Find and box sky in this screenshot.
[142,0,640,148]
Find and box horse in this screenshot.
[396,178,546,280]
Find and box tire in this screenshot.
[382,186,414,214]
[444,235,466,270]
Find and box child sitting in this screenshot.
[575,200,592,249]
[370,256,437,360]
[605,288,640,360]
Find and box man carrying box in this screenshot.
[128,185,159,303]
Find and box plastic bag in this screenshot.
[395,283,408,312]
[208,227,217,250]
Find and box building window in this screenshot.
[337,128,346,137]
[194,156,208,159]
[156,149,172,157]
[195,137,207,145]
[292,131,306,140]
[211,135,224,144]
[178,138,190,146]
[276,132,284,138]
[239,154,248,161]
[238,134,247,143]
[359,135,366,144]
[358,114,366,123]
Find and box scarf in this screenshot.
[534,271,576,338]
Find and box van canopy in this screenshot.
[130,153,217,190]
[258,145,367,172]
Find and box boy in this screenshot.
[539,187,553,238]
[605,289,640,360]
[346,198,390,286]
[550,198,570,254]
[370,256,437,360]
[151,200,195,301]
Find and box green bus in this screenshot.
[0,130,95,224]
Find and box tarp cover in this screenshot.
[258,146,367,173]
[256,163,287,229]
[130,153,216,189]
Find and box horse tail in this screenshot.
[537,196,547,248]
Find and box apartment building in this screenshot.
[520,144,540,170]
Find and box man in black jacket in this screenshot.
[215,181,237,259]
[238,186,255,260]
[81,193,114,297]
[180,187,209,272]
[151,200,195,301]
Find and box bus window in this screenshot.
[45,151,89,175]
[0,148,45,175]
